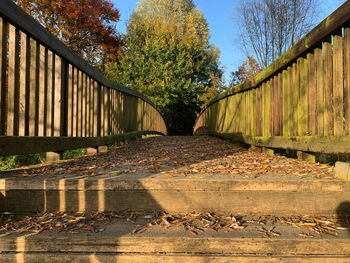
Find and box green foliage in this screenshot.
[107,0,223,134]
[0,154,44,171]
[62,148,87,160]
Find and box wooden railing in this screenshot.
[194,1,350,155]
[0,0,167,156]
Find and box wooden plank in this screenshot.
[278,72,283,136]
[274,76,278,136]
[333,32,344,136]
[209,132,350,156]
[101,86,105,136]
[34,41,40,136]
[76,70,81,137]
[81,73,86,137]
[67,64,73,136]
[97,82,101,136]
[53,54,61,136]
[314,46,324,136]
[252,89,256,137]
[111,89,115,134]
[259,85,263,137]
[88,77,93,136]
[288,66,294,136]
[298,57,308,136]
[307,52,316,135]
[19,32,27,136]
[93,81,98,137]
[294,60,301,136]
[42,47,48,136]
[0,18,7,135]
[259,83,264,137]
[38,44,45,136]
[7,24,20,136]
[247,91,251,135]
[323,39,334,136]
[72,66,77,137]
[282,69,289,136]
[0,131,165,156]
[28,38,37,136]
[107,88,110,135]
[46,50,53,136]
[265,81,271,137]
[345,26,350,135]
[84,75,89,136]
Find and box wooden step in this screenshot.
[1,176,349,215]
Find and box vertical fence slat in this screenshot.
[0,18,7,135]
[300,57,308,136]
[72,67,77,136]
[307,52,316,135]
[101,86,105,136]
[333,32,344,136]
[252,88,256,136]
[315,46,324,136]
[282,69,289,136]
[278,72,283,136]
[28,38,37,136]
[8,24,20,136]
[258,85,263,137]
[293,60,300,136]
[76,70,81,136]
[81,73,86,137]
[46,50,53,136]
[34,41,40,136]
[67,64,73,136]
[107,88,110,135]
[19,32,26,136]
[265,81,271,137]
[38,44,45,136]
[323,39,334,136]
[53,54,61,136]
[89,77,93,136]
[288,66,294,136]
[345,26,350,135]
[93,81,98,137]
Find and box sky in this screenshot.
[112,0,345,82]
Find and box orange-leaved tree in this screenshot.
[14,0,124,68]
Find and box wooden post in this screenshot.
[262,147,274,155]
[87,147,97,155]
[297,151,316,163]
[0,18,7,135]
[46,151,63,162]
[98,146,107,153]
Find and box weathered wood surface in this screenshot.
[194,2,350,155]
[203,132,350,155]
[0,131,164,156]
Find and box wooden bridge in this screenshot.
[0,0,350,262]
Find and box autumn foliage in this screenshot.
[229,55,261,87]
[14,0,124,66]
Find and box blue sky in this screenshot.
[112,0,345,82]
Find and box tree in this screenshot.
[229,55,261,87]
[14,0,124,67]
[236,0,318,68]
[107,0,223,135]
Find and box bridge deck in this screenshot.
[0,136,334,180]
